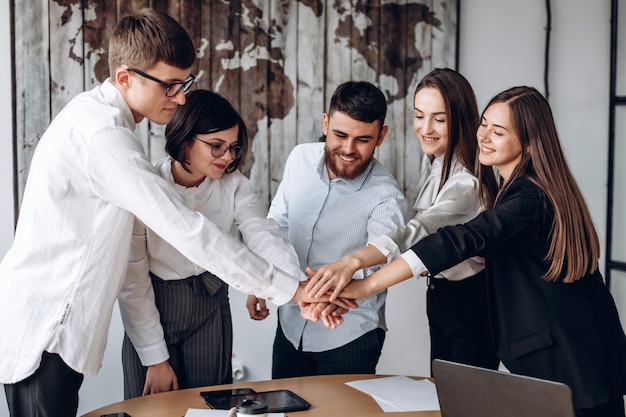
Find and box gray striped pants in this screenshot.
[122,271,233,399]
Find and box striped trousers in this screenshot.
[122,271,233,399]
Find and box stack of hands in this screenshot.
[246,257,373,330]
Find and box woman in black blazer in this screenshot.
[334,86,626,417]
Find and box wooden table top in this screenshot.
[81,374,441,417]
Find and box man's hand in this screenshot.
[299,301,347,329]
[143,360,178,396]
[246,295,270,320]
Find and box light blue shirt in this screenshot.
[268,142,409,351]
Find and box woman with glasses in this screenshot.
[121,89,306,399]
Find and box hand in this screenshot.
[337,257,417,299]
[331,296,359,310]
[304,257,360,301]
[246,295,270,320]
[294,282,358,310]
[299,301,345,329]
[143,360,178,396]
[338,278,371,300]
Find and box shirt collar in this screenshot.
[101,78,137,131]
[429,154,445,177]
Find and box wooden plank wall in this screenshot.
[13,0,457,208]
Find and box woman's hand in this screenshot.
[338,257,417,299]
[305,245,387,301]
[305,257,360,301]
[337,278,372,300]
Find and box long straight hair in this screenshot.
[479,86,599,282]
[414,68,498,206]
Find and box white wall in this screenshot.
[1,1,623,416]
[460,0,610,235]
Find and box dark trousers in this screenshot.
[576,397,625,417]
[271,322,385,379]
[427,270,499,374]
[122,272,233,399]
[4,352,84,417]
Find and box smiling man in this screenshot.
[246,81,409,378]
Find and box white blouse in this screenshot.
[369,154,485,281]
[143,157,304,282]
[120,158,306,365]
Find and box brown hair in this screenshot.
[481,86,599,282]
[415,68,498,207]
[108,8,195,76]
[328,81,387,129]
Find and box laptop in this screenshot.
[432,359,576,417]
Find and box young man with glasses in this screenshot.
[0,9,325,417]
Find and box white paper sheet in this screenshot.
[184,408,284,417]
[345,375,440,412]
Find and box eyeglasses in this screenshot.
[194,137,244,159]
[127,67,195,97]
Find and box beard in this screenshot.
[324,145,373,180]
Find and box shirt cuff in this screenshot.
[254,266,300,306]
[400,250,428,279]
[135,340,170,367]
[368,235,400,263]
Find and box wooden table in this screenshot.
[81,374,441,417]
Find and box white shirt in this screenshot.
[121,158,306,364]
[369,154,485,281]
[268,143,408,351]
[0,80,298,383]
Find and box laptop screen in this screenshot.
[432,359,576,417]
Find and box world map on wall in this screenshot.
[9,0,452,206]
[61,0,444,147]
[205,0,442,143]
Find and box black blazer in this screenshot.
[411,177,626,410]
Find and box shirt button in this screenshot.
[267,296,274,301]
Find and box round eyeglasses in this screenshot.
[194,137,244,159]
[127,67,195,97]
